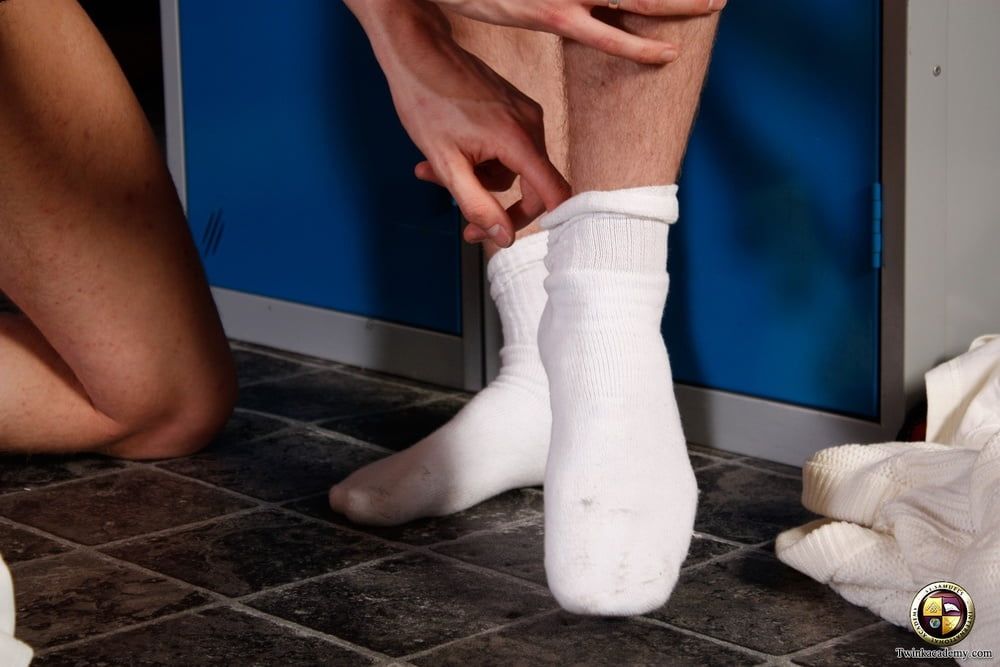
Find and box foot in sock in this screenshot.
[538,186,698,615]
[329,232,551,525]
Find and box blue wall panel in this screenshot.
[179,0,882,415]
[179,0,463,335]
[664,0,882,417]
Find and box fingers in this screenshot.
[416,160,519,193]
[571,0,725,64]
[600,0,726,16]
[417,141,568,247]
[567,12,678,64]
[414,161,440,185]
[496,132,571,213]
[507,180,547,231]
[417,159,538,245]
[474,159,519,192]
[437,155,515,247]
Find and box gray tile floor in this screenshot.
[0,342,935,666]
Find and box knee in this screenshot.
[107,355,238,461]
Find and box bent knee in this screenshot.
[107,362,238,461]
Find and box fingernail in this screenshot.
[710,0,727,9]
[467,227,488,242]
[660,48,678,62]
[487,224,511,247]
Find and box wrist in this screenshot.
[342,0,393,25]
[348,1,454,71]
[346,0,449,37]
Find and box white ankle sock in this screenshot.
[538,186,698,615]
[328,232,551,525]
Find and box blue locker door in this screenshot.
[664,0,882,418]
[179,0,463,335]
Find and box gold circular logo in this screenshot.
[910,581,975,647]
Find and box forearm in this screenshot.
[344,0,453,73]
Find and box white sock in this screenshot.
[538,186,698,615]
[328,232,551,525]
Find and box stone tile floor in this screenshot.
[0,342,937,666]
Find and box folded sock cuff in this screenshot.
[487,230,549,290]
[540,186,680,231]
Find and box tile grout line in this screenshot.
[398,608,564,662]
[635,615,777,663]
[780,618,888,660]
[324,365,459,400]
[93,506,267,551]
[30,601,228,658]
[0,464,140,502]
[401,545,554,597]
[301,395,454,429]
[5,451,784,587]
[237,368,329,389]
[725,458,803,481]
[422,513,542,551]
[300,424,400,456]
[681,544,763,574]
[3,462,778,633]
[135,460,552,573]
[8,349,820,662]
[230,406,303,427]
[224,601,395,664]
[234,552,413,604]
[692,531,769,550]
[11,514,398,662]
[690,459,730,474]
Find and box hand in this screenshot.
[432,0,726,64]
[348,1,570,247]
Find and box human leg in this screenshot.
[449,16,569,259]
[328,16,565,524]
[539,9,720,614]
[0,0,236,458]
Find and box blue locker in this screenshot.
[178,0,463,335]
[664,0,882,418]
[176,0,883,418]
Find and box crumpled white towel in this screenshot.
[0,554,32,667]
[776,335,1000,663]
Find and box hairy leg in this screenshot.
[564,9,718,189]
[449,16,569,259]
[329,17,565,524]
[539,10,720,614]
[0,0,236,458]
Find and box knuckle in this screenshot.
[594,34,622,55]
[463,202,494,226]
[515,100,545,127]
[537,3,569,31]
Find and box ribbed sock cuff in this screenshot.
[487,231,549,297]
[540,186,680,231]
[540,187,678,276]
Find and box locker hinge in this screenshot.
[871,182,883,269]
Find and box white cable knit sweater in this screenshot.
[776,335,1000,664]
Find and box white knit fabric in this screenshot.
[538,186,697,615]
[329,232,551,524]
[0,555,32,667]
[776,336,1000,663]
